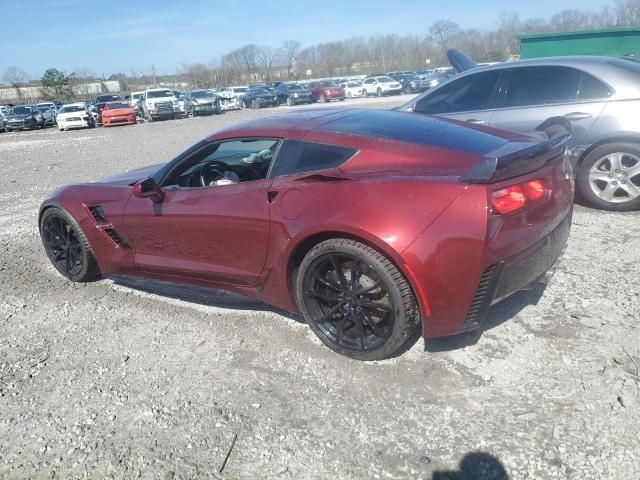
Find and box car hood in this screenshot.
[57,111,87,119]
[5,113,29,120]
[192,96,218,103]
[100,163,164,185]
[103,108,134,115]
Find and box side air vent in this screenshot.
[88,205,108,224]
[461,264,501,331]
[103,228,131,250]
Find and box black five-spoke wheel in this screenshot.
[40,208,100,282]
[296,239,420,360]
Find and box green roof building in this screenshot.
[518,27,640,59]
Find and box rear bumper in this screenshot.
[458,210,572,333]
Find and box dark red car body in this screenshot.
[39,109,573,340]
[308,81,346,103]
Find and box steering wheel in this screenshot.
[199,160,230,187]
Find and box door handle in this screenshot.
[465,119,486,125]
[564,112,592,121]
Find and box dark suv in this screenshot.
[402,56,640,211]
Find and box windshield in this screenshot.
[287,85,304,90]
[105,102,130,110]
[146,90,174,98]
[191,90,213,98]
[250,88,270,94]
[377,76,395,82]
[318,81,338,87]
[131,93,143,100]
[59,105,85,113]
[232,87,247,93]
[11,106,32,114]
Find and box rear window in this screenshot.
[320,110,509,155]
[270,140,357,177]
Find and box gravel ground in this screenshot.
[0,94,639,480]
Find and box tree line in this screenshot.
[2,0,640,101]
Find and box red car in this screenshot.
[308,81,346,103]
[101,101,136,127]
[38,109,573,360]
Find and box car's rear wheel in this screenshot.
[40,208,100,282]
[318,94,326,103]
[577,142,640,211]
[377,87,383,97]
[286,96,293,106]
[295,239,420,361]
[362,89,368,98]
[252,99,260,109]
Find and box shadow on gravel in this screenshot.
[432,452,509,480]
[111,276,304,323]
[425,283,546,353]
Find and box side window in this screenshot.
[162,138,280,189]
[577,73,611,100]
[414,70,501,114]
[270,140,357,177]
[504,66,585,107]
[364,78,374,85]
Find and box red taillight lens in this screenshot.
[523,179,545,201]
[492,186,526,214]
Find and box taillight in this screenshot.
[492,179,546,215]
[492,186,526,215]
[523,179,545,201]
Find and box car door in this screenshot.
[411,69,504,126]
[122,138,280,286]
[363,78,376,94]
[489,66,610,152]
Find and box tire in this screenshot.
[286,96,293,106]
[318,94,326,103]
[362,89,368,98]
[576,142,640,211]
[347,92,352,98]
[295,238,420,361]
[252,99,260,109]
[377,87,383,97]
[40,207,101,282]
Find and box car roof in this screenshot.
[209,108,532,156]
[457,56,640,99]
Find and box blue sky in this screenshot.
[0,0,610,79]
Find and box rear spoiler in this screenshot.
[460,118,571,184]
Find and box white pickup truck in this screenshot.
[142,88,180,121]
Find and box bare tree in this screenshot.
[3,66,29,100]
[73,66,95,98]
[282,40,301,78]
[256,46,279,80]
[430,20,460,49]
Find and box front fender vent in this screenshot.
[103,228,131,250]
[88,205,108,224]
[87,205,132,250]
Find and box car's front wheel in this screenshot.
[577,142,640,211]
[40,207,100,282]
[295,239,420,360]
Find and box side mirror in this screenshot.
[133,177,165,203]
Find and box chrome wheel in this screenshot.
[589,152,640,203]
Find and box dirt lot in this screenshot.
[0,95,639,480]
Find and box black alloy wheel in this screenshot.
[40,208,100,282]
[296,239,420,360]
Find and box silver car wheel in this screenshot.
[589,152,640,203]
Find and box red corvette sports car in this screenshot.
[39,109,573,360]
[101,101,136,127]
